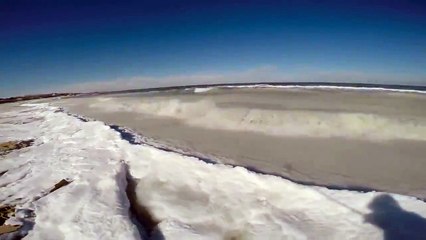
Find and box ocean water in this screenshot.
[51,85,426,198]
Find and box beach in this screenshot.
[2,88,426,239]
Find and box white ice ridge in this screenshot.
[1,103,426,240]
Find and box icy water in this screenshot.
[51,86,426,198]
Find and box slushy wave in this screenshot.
[90,97,426,141]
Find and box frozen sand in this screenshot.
[51,87,426,198]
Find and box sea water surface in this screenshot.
[51,85,426,198]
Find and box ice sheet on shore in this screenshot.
[1,103,426,239]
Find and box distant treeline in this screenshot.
[0,93,78,104]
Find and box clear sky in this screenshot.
[1,0,426,97]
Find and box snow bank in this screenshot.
[88,97,426,141]
[2,103,426,240]
[0,104,140,240]
[127,138,426,239]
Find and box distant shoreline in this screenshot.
[91,82,426,96]
[2,82,426,104]
[0,93,78,105]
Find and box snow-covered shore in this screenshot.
[1,103,426,239]
[0,104,140,239]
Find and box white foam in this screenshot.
[222,84,426,95]
[193,87,215,93]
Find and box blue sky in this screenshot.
[1,0,426,97]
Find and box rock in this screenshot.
[0,140,34,156]
[49,179,72,193]
[0,224,20,235]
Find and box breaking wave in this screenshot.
[90,97,426,141]
[187,84,426,95]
